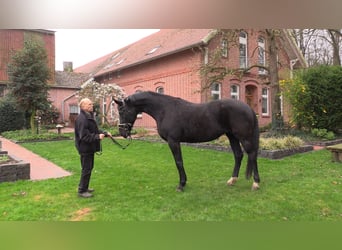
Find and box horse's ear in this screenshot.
[113,98,123,106]
[124,95,135,105]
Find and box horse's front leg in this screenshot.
[167,140,187,192]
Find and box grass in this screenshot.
[0,154,9,164]
[0,139,341,221]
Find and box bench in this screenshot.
[326,144,342,163]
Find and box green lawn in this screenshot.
[0,139,341,221]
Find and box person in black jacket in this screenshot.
[74,98,111,198]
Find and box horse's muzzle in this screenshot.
[118,123,132,138]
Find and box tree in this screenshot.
[291,29,342,66]
[7,36,51,134]
[265,29,283,130]
[77,79,125,125]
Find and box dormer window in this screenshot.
[146,45,160,55]
[111,52,120,60]
[116,58,126,65]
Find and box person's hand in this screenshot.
[99,133,105,140]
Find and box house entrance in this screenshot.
[245,85,258,113]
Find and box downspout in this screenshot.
[61,93,77,123]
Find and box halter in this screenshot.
[118,123,133,133]
[109,123,133,150]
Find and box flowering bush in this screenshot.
[76,79,126,125]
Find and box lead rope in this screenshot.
[109,135,132,150]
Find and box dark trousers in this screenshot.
[78,153,95,193]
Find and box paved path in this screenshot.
[0,136,71,181]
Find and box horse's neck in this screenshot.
[137,97,165,121]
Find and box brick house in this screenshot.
[51,63,89,126]
[75,29,307,129]
[0,29,87,126]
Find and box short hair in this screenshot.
[79,98,92,109]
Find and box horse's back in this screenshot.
[213,99,258,138]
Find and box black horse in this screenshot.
[114,91,260,191]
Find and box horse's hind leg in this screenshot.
[246,150,260,190]
[241,139,260,190]
[226,134,243,186]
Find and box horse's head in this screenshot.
[114,96,138,138]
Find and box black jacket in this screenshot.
[74,110,103,155]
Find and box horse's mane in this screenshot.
[131,91,190,105]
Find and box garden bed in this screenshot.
[182,142,314,159]
[307,138,342,147]
[137,137,315,159]
[0,153,30,183]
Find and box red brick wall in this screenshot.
[0,30,55,84]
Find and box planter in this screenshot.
[0,154,30,183]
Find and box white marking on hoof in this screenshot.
[227,177,238,186]
[251,182,260,190]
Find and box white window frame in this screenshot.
[239,31,248,69]
[258,37,266,74]
[262,88,269,116]
[230,84,240,100]
[156,86,164,94]
[221,39,228,58]
[110,100,116,119]
[69,104,79,114]
[135,90,143,118]
[211,82,221,100]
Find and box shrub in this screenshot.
[0,99,25,133]
[311,128,335,140]
[259,136,304,150]
[282,65,342,132]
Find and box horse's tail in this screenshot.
[245,112,259,179]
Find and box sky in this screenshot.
[54,29,159,71]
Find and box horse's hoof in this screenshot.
[251,182,260,190]
[176,186,184,192]
[227,177,238,186]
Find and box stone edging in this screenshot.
[137,138,315,159]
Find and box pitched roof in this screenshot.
[74,29,216,77]
[74,29,307,77]
[53,70,89,89]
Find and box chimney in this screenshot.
[63,61,73,72]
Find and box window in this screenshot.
[230,84,239,100]
[211,82,221,100]
[156,86,164,94]
[258,37,266,74]
[110,100,116,119]
[135,90,143,118]
[221,39,228,57]
[146,45,160,55]
[262,88,269,115]
[69,104,79,114]
[239,31,248,68]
